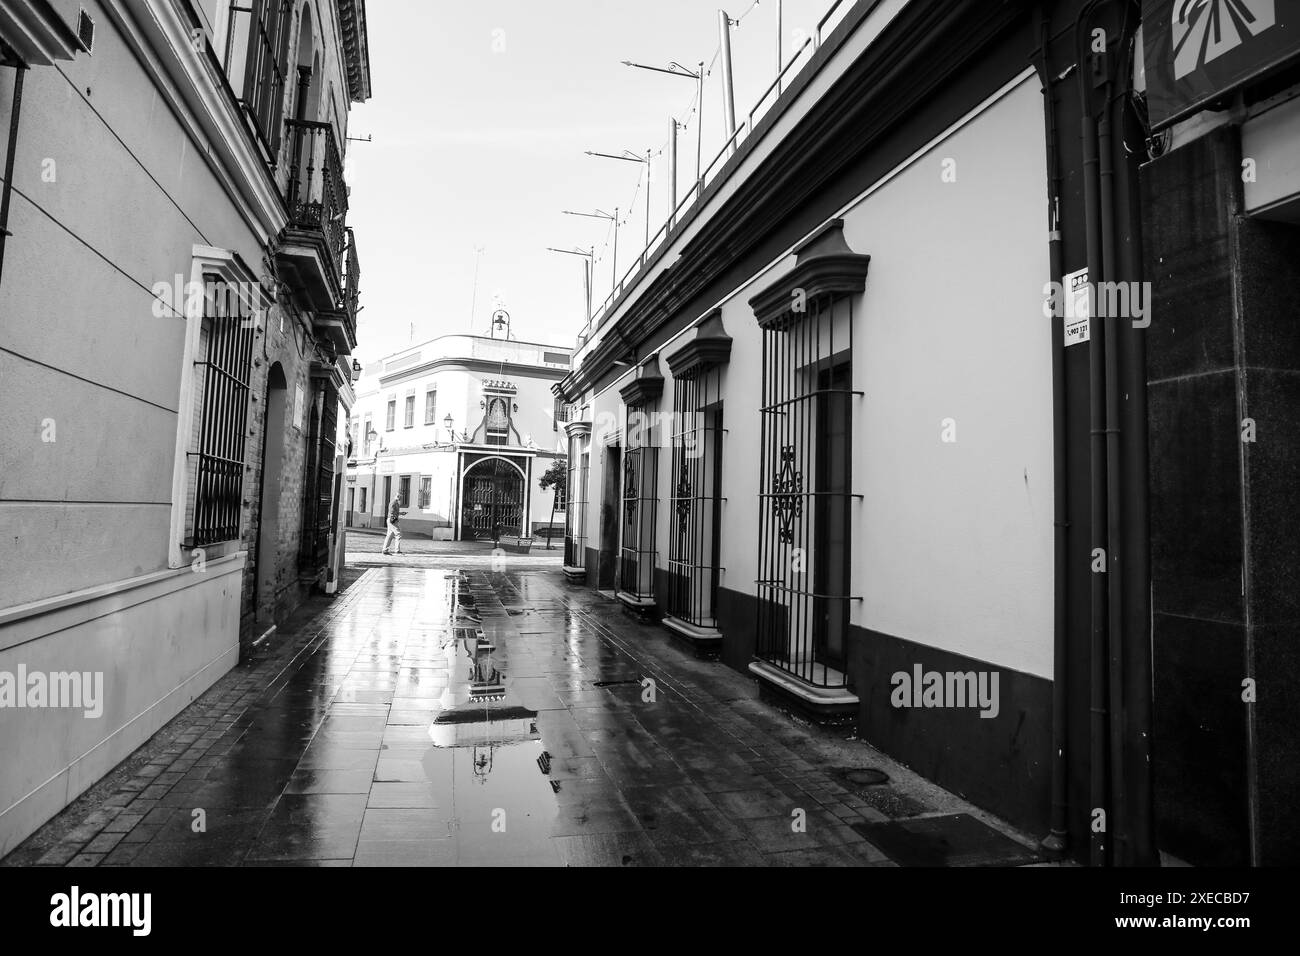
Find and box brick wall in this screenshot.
[237,298,329,642]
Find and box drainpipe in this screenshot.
[1076,0,1109,868]
[1035,3,1069,860]
[1115,51,1156,866]
[1099,53,1129,867]
[0,56,26,293]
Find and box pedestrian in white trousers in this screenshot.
[382,495,402,554]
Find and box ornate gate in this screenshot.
[461,458,525,540]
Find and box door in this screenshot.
[460,458,524,540]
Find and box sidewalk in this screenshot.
[3,559,1044,867]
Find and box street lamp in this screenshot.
[547,246,594,321]
[622,60,704,191]
[585,149,652,250]
[562,208,619,296]
[443,413,455,444]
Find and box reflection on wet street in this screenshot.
[15,565,904,867]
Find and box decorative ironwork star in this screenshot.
[675,463,691,538]
[772,445,802,543]
[623,453,638,520]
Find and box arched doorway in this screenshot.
[460,457,525,541]
[255,363,288,624]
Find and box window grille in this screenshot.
[185,274,254,547]
[399,475,411,508]
[564,427,591,572]
[749,220,868,688]
[419,477,431,509]
[617,359,664,602]
[663,311,731,630]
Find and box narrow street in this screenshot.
[4,547,1039,868]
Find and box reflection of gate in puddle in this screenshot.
[413,574,559,861]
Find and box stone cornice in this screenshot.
[748,220,870,330]
[664,308,732,379]
[618,355,664,408]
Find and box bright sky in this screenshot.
[345,0,838,363]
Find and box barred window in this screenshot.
[419,476,431,509]
[184,274,255,547]
[564,431,591,572]
[359,487,367,513]
[617,359,664,603]
[749,220,868,689]
[619,407,659,600]
[399,475,411,508]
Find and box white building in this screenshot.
[346,332,573,544]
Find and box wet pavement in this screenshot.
[5,557,1037,867]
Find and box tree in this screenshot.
[538,457,566,549]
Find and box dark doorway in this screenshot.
[598,444,621,589]
[255,363,288,626]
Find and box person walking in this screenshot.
[381,495,403,555]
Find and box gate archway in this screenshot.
[460,457,525,540]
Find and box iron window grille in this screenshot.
[748,220,868,689]
[419,477,431,509]
[664,311,732,630]
[617,358,664,602]
[564,427,591,571]
[358,487,367,513]
[184,274,254,548]
[399,475,411,508]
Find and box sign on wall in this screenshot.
[1144,1,1300,129]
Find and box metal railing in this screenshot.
[285,119,349,276]
[574,0,854,350]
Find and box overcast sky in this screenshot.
[344,0,839,362]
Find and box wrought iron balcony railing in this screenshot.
[284,118,348,277]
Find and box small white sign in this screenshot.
[293,385,305,430]
[1063,267,1091,347]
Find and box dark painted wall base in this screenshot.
[714,586,1051,834]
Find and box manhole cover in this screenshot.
[842,768,889,787]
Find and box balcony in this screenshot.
[315,227,360,356]
[275,119,358,353]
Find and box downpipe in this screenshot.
[1076,0,1109,868]
[1035,2,1070,860]
[0,51,26,294]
